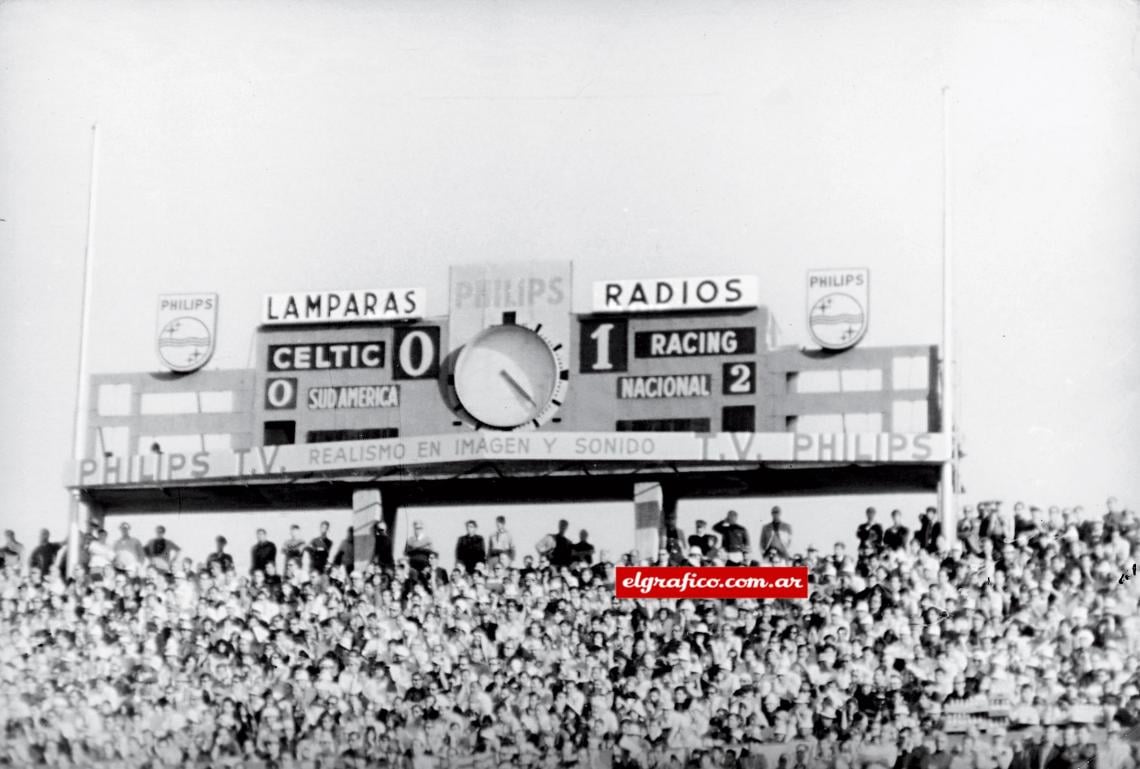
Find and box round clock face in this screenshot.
[453,324,568,429]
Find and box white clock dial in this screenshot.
[453,324,568,429]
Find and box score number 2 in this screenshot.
[723,362,755,395]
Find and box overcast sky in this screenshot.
[1,0,1138,570]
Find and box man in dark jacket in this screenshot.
[307,520,333,574]
[455,520,486,575]
[29,529,63,577]
[143,525,180,574]
[371,520,394,569]
[542,519,574,569]
[206,536,235,574]
[333,526,355,574]
[713,510,749,563]
[250,528,277,575]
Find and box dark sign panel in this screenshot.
[633,327,755,358]
[267,342,386,371]
[579,319,629,373]
[392,326,441,380]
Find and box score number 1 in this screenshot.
[579,319,629,373]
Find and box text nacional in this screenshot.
[618,374,712,399]
[263,289,423,325]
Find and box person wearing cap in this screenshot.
[689,519,718,559]
[759,507,793,561]
[713,510,749,564]
[112,522,145,575]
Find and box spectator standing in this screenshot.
[455,520,486,575]
[86,527,114,572]
[487,516,515,565]
[883,510,909,552]
[29,528,63,576]
[980,501,1010,545]
[957,505,983,556]
[919,733,952,769]
[571,529,595,566]
[713,510,749,563]
[143,525,180,573]
[1099,722,1131,769]
[371,520,394,569]
[206,535,235,574]
[333,525,355,574]
[307,520,333,574]
[250,528,277,575]
[1,529,24,570]
[759,506,793,560]
[282,524,306,566]
[856,507,884,557]
[916,507,942,553]
[538,519,574,569]
[688,520,717,558]
[404,520,435,574]
[663,519,686,565]
[112,522,145,574]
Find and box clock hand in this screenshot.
[500,369,538,408]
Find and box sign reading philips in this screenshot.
[593,275,757,313]
[263,289,423,325]
[72,432,949,487]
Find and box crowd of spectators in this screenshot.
[0,497,1139,768]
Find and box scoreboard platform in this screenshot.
[66,262,949,556]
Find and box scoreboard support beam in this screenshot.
[352,487,384,567]
[633,482,665,560]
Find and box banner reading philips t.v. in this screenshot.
[72,431,948,487]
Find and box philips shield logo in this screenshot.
[807,269,869,351]
[156,293,218,373]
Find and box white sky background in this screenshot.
[1,0,1138,571]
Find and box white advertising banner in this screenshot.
[72,431,949,487]
[593,275,758,313]
[262,288,425,325]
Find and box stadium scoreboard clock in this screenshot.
[249,268,783,445]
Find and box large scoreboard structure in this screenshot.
[67,262,950,558]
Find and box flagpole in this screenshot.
[938,88,957,535]
[67,122,100,578]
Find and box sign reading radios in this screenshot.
[593,275,757,313]
[263,289,423,325]
[156,293,218,373]
[807,269,869,350]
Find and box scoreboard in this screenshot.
[251,306,776,444]
[70,262,947,489]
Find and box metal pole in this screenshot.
[939,88,957,536]
[68,123,100,578]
